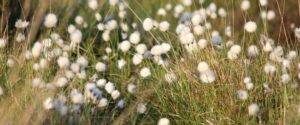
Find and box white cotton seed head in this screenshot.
[295,28,300,39]
[158,118,170,125]
[127,83,137,94]
[0,86,3,96]
[105,47,112,54]
[193,25,205,35]
[281,74,291,84]
[287,51,297,60]
[44,13,58,28]
[70,30,82,44]
[71,93,83,104]
[7,58,15,68]
[43,97,54,110]
[198,39,207,49]
[105,82,115,94]
[247,45,259,57]
[111,90,120,100]
[105,20,118,31]
[133,54,143,65]
[129,31,140,44]
[97,23,104,31]
[0,38,7,48]
[95,13,102,21]
[102,30,111,41]
[68,24,76,34]
[151,45,164,56]
[15,19,29,29]
[143,18,154,31]
[119,40,131,52]
[96,79,107,88]
[264,63,276,75]
[243,77,252,84]
[137,103,147,114]
[77,56,89,68]
[165,72,177,83]
[244,21,257,33]
[241,0,250,11]
[88,0,98,10]
[135,44,147,54]
[157,8,167,16]
[248,103,259,115]
[39,58,48,69]
[65,70,74,79]
[261,11,267,20]
[226,40,234,48]
[267,10,275,21]
[55,77,68,87]
[109,0,119,6]
[32,42,43,58]
[57,56,70,69]
[75,16,84,25]
[161,43,171,53]
[237,90,248,100]
[16,33,25,42]
[246,82,254,90]
[218,8,227,17]
[70,63,80,73]
[197,62,210,73]
[117,59,126,69]
[32,77,44,87]
[230,45,241,54]
[98,98,108,107]
[95,62,107,72]
[140,67,151,78]
[182,33,194,44]
[199,70,216,83]
[259,0,268,6]
[159,21,170,32]
[191,14,202,26]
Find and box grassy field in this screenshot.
[1,0,300,124]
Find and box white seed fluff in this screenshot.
[247,45,259,57]
[32,42,43,58]
[98,98,108,107]
[44,13,58,28]
[143,18,154,31]
[119,40,131,52]
[95,62,107,72]
[111,90,121,100]
[140,67,151,78]
[199,70,216,83]
[70,30,82,44]
[55,77,68,87]
[135,44,147,54]
[244,21,257,33]
[132,54,143,65]
[127,83,137,94]
[129,31,141,44]
[88,0,98,10]
[0,38,7,48]
[57,56,70,69]
[158,118,170,125]
[241,0,250,11]
[137,103,147,114]
[248,103,259,115]
[159,21,170,32]
[197,61,210,73]
[105,82,115,94]
[237,90,248,100]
